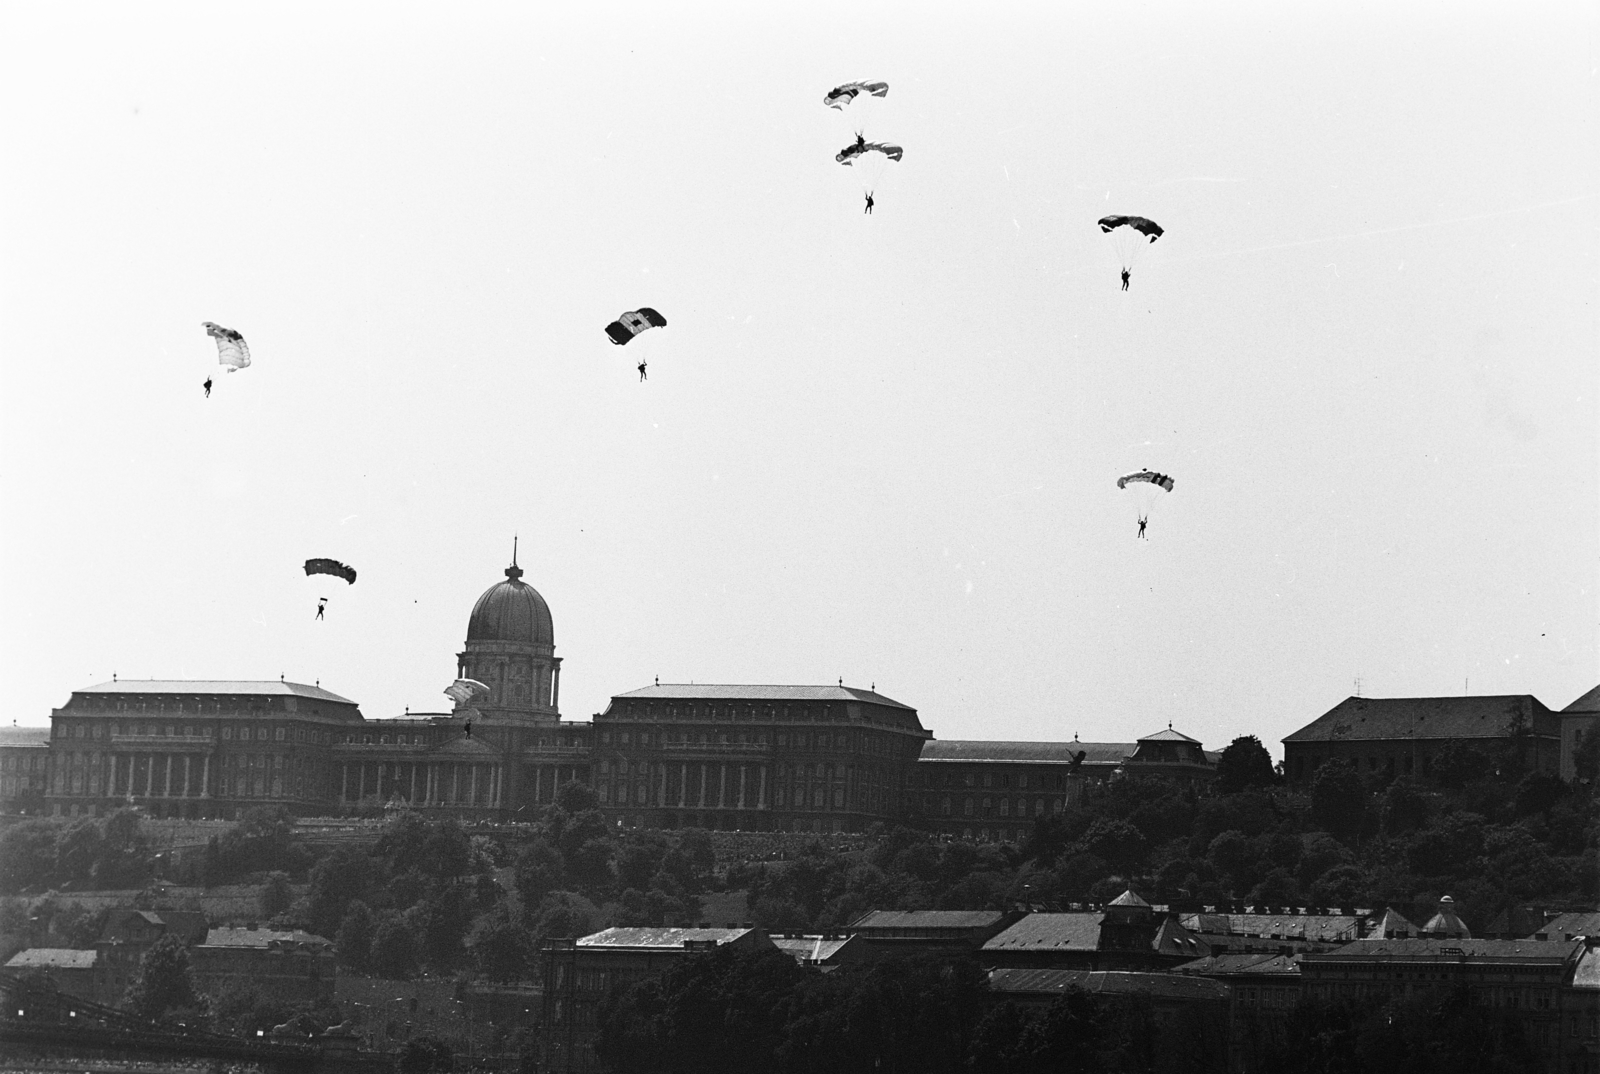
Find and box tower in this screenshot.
[455,540,561,726]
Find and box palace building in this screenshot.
[31,550,1213,836]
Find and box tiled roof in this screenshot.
[74,680,357,704]
[982,913,1104,952]
[1304,938,1583,965]
[5,948,98,970]
[851,910,1008,932]
[1563,685,1600,715]
[203,928,332,949]
[1282,695,1558,744]
[1109,890,1151,909]
[988,968,1229,1002]
[1366,908,1419,938]
[1533,912,1600,940]
[0,728,50,748]
[576,927,752,948]
[1152,918,1210,959]
[613,684,914,711]
[918,741,1132,765]
[1139,728,1201,744]
[1175,953,1301,977]
[1179,913,1365,943]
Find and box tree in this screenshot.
[369,912,418,979]
[396,1035,454,1074]
[0,820,61,893]
[1573,726,1600,783]
[123,933,205,1022]
[335,900,375,971]
[259,871,294,919]
[1309,759,1367,840]
[55,818,104,887]
[466,905,535,982]
[304,846,376,938]
[513,839,565,903]
[1217,736,1278,794]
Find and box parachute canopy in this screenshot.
[837,140,904,164]
[1117,470,1175,492]
[605,308,667,346]
[444,679,490,706]
[203,321,251,372]
[1097,216,1164,241]
[823,80,889,110]
[304,558,357,585]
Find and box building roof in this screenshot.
[988,968,1229,1003]
[576,927,753,949]
[1573,948,1600,991]
[1562,685,1600,715]
[982,913,1105,953]
[771,935,856,964]
[1366,908,1419,939]
[1139,728,1201,744]
[72,680,356,704]
[917,740,1131,765]
[202,928,332,949]
[0,727,50,748]
[1303,938,1584,965]
[614,684,914,711]
[1179,912,1365,944]
[5,948,98,970]
[467,561,554,647]
[851,910,1009,932]
[1109,890,1151,909]
[1532,912,1600,940]
[1175,952,1301,977]
[1282,694,1558,744]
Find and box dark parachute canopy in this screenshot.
[304,558,357,585]
[604,308,667,346]
[203,321,251,372]
[823,80,889,110]
[836,140,903,165]
[1117,470,1175,492]
[1097,215,1164,241]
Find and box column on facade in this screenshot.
[450,765,459,804]
[738,766,747,809]
[163,755,173,797]
[182,755,192,797]
[717,765,727,809]
[201,754,211,798]
[410,764,418,803]
[758,765,767,809]
[469,766,478,806]
[340,764,349,803]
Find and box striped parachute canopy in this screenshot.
[203,321,251,372]
[444,679,490,706]
[836,140,904,165]
[604,308,667,346]
[823,80,889,110]
[1117,471,1175,492]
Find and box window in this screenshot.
[223,727,233,740]
[276,728,286,741]
[963,797,974,816]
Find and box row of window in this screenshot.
[916,768,1077,791]
[922,794,1065,818]
[55,722,340,745]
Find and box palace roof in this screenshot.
[1283,695,1558,744]
[614,684,914,710]
[72,680,356,704]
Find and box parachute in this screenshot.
[303,558,357,585]
[836,140,904,165]
[837,139,903,200]
[1118,470,1174,531]
[444,679,490,707]
[203,321,251,372]
[823,81,889,110]
[1097,216,1164,284]
[604,308,667,346]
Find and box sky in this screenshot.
[1,2,1595,756]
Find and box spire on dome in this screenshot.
[506,535,523,582]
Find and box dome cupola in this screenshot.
[456,539,561,723]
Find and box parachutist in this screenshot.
[464,720,472,739]
[1137,516,1148,539]
[315,598,327,620]
[1121,269,1131,291]
[855,132,867,150]
[203,377,212,398]
[864,192,874,214]
[637,360,648,382]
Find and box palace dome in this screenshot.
[466,561,553,646]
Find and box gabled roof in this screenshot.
[0,727,49,748]
[1366,908,1419,939]
[1152,918,1210,959]
[982,913,1104,952]
[1562,685,1600,715]
[73,680,356,704]
[988,968,1228,1002]
[1283,695,1558,744]
[771,935,856,964]
[1174,952,1301,977]
[5,948,98,970]
[613,684,914,711]
[203,928,331,949]
[918,740,1131,765]
[426,737,500,757]
[576,927,753,949]
[1109,890,1151,909]
[851,910,1008,932]
[1533,912,1600,940]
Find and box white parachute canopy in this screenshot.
[444,679,491,707]
[203,321,251,372]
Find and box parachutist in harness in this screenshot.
[1121,268,1131,291]
[315,598,327,620]
[203,377,212,398]
[864,192,874,214]
[1137,516,1147,539]
[637,360,647,382]
[464,720,472,739]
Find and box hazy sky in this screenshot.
[2,3,1595,755]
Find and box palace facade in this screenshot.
[31,553,1214,837]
